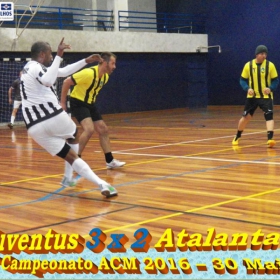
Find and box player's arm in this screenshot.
[264,64,279,94]
[57,54,102,78]
[269,64,279,91]
[60,77,75,111]
[8,86,13,104]
[38,38,71,87]
[240,62,254,96]
[270,77,279,91]
[240,77,250,91]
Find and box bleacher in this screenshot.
[0,6,205,33]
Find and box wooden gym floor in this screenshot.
[1,106,280,246]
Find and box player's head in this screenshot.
[31,41,53,66]
[255,45,267,63]
[100,52,117,75]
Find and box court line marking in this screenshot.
[115,152,280,165]
[0,131,278,216]
[110,129,280,153]
[0,142,275,186]
[1,129,276,185]
[1,143,279,233]
[102,186,280,234]
[0,153,273,210]
[6,181,280,234]
[10,206,138,234]
[0,186,66,209]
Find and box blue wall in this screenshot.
[157,0,280,105]
[207,0,280,105]
[96,53,207,113]
[0,52,207,122]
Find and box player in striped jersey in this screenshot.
[232,45,279,147]
[60,52,126,169]
[20,38,117,197]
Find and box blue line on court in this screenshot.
[1,154,279,210]
[0,186,66,209]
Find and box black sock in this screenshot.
[267,131,274,140]
[105,152,114,163]
[235,130,243,139]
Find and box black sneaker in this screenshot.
[7,123,13,129]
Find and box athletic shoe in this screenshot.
[7,123,13,129]
[232,136,239,146]
[99,184,118,198]
[267,139,276,148]
[60,176,79,187]
[106,159,126,169]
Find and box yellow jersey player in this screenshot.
[60,52,126,171]
[232,45,279,147]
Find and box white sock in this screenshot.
[64,143,79,180]
[11,116,15,124]
[72,158,106,186]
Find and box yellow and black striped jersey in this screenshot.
[70,65,109,104]
[241,59,278,99]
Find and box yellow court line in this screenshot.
[100,186,280,234]
[82,141,277,237]
[0,175,64,185]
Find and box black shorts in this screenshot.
[243,98,273,116]
[70,97,102,123]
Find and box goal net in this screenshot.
[0,58,26,126]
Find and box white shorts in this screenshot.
[28,111,76,156]
[13,100,22,109]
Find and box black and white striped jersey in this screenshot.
[21,60,62,129]
[20,57,87,129]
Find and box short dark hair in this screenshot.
[100,52,117,63]
[31,41,51,59]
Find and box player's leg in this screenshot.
[70,99,95,157]
[62,128,80,187]
[78,117,95,156]
[92,106,125,169]
[8,101,21,128]
[260,99,275,147]
[27,112,117,197]
[232,99,257,145]
[58,144,117,197]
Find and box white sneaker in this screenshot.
[61,176,80,187]
[99,184,118,198]
[106,159,126,169]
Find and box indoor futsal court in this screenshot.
[1,105,280,245]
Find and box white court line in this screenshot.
[113,129,280,153]
[114,152,280,165]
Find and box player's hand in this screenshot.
[263,87,271,95]
[57,38,71,57]
[248,88,255,96]
[85,54,103,64]
[60,102,67,111]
